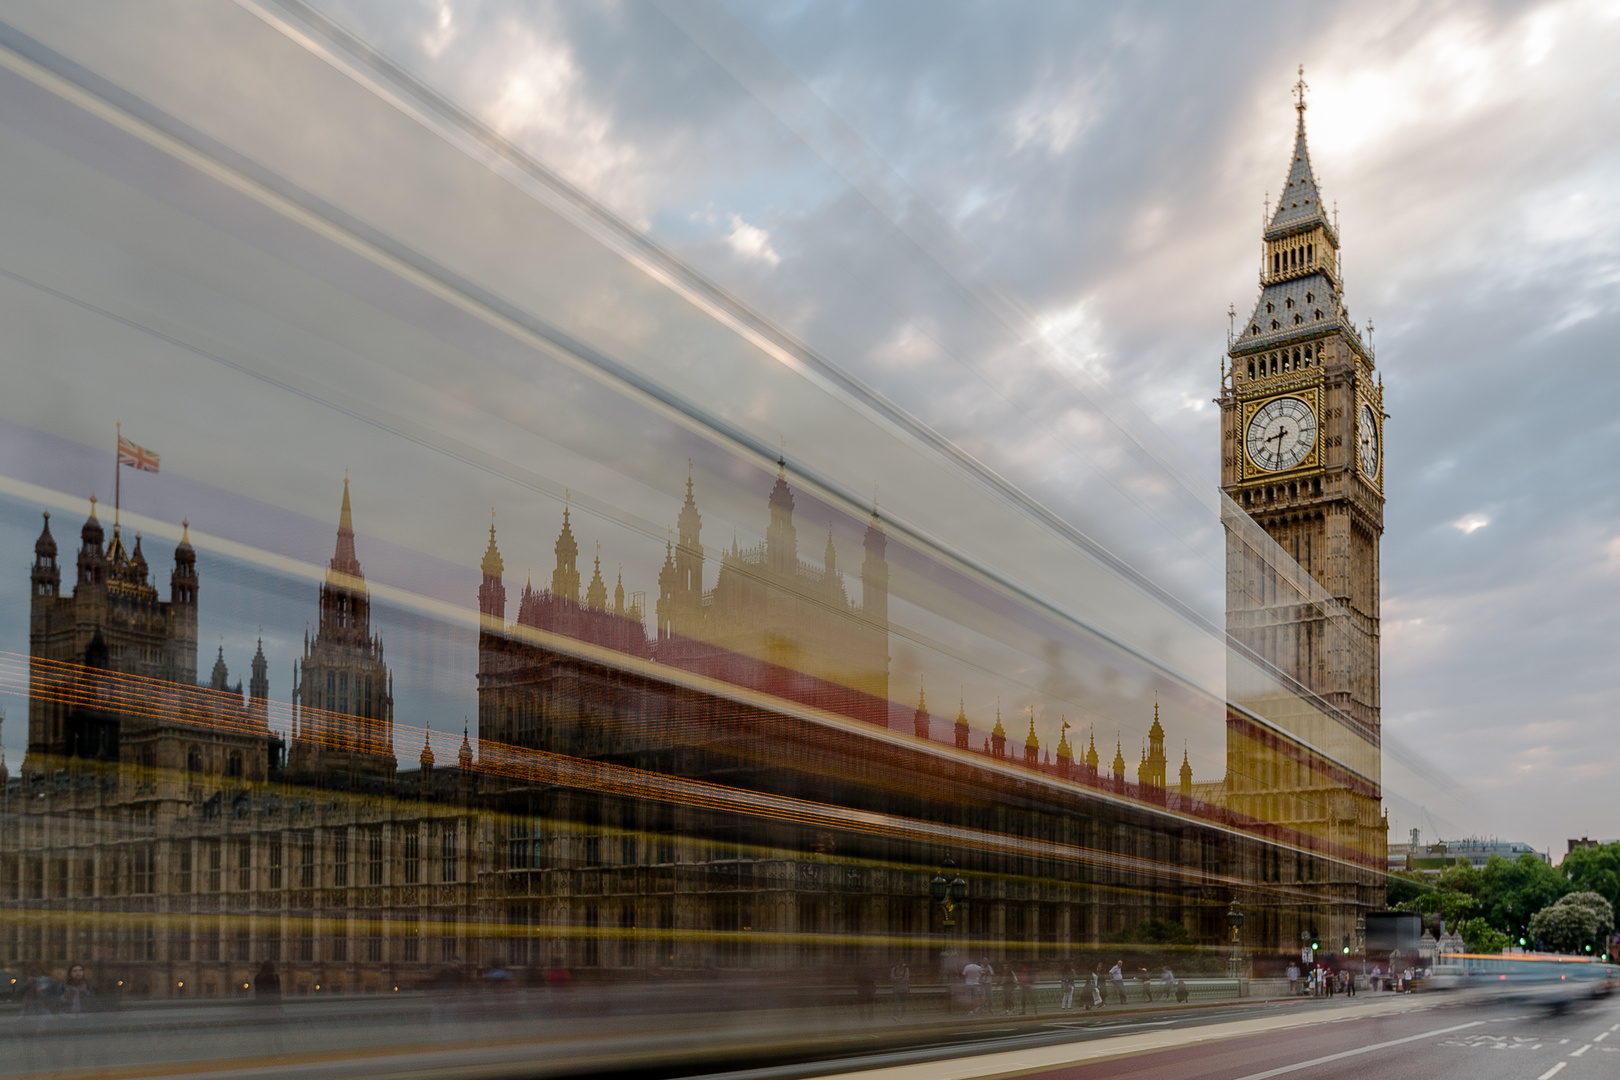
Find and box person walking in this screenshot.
[1109,960,1126,1005]
[1286,962,1299,996]
[979,958,995,1014]
[1060,961,1076,1011]
[1019,964,1038,1015]
[961,958,982,1015]
[889,958,910,1019]
[1161,966,1175,1000]
[60,964,94,1016]
[1370,964,1382,992]
[1089,963,1105,1009]
[1139,968,1154,1002]
[1345,969,1356,997]
[1000,962,1016,1015]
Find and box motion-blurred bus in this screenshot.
[1432,952,1616,1012]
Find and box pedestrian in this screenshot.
[890,958,910,1019]
[1345,969,1356,997]
[253,959,282,1003]
[1089,963,1104,1009]
[980,958,995,1014]
[1161,966,1175,999]
[1139,968,1153,1002]
[60,963,94,1016]
[1109,960,1126,1005]
[1174,977,1189,1003]
[1060,961,1076,1011]
[1000,962,1016,1014]
[1019,964,1037,1015]
[1286,962,1299,996]
[856,969,877,1021]
[961,958,982,1014]
[17,963,52,1035]
[1370,964,1381,992]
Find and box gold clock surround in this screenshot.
[1239,384,1323,481]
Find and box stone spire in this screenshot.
[1023,710,1040,767]
[552,507,580,603]
[329,474,362,579]
[586,547,608,610]
[459,724,474,770]
[32,511,59,598]
[1085,727,1099,776]
[990,703,1006,759]
[1180,743,1194,801]
[479,512,506,623]
[912,684,929,740]
[1112,735,1127,789]
[1056,719,1073,779]
[765,457,797,576]
[210,644,230,692]
[614,568,626,617]
[954,696,970,751]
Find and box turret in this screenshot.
[614,569,626,617]
[171,519,196,605]
[1112,736,1127,793]
[1084,728,1099,783]
[552,507,580,603]
[479,515,505,624]
[656,540,677,638]
[912,685,929,740]
[210,645,231,693]
[32,511,59,598]
[129,533,149,585]
[1056,720,1073,780]
[77,496,105,586]
[1024,711,1040,767]
[249,638,269,724]
[954,698,970,751]
[990,705,1006,760]
[419,729,435,798]
[765,458,797,576]
[586,548,608,610]
[674,465,703,622]
[1179,744,1194,802]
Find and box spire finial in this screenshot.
[1294,64,1309,132]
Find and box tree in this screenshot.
[1527,898,1605,954]
[1557,891,1614,930]
[1479,853,1570,938]
[1459,917,1509,955]
[1561,843,1620,925]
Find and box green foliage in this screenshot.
[1528,897,1605,954]
[1478,853,1570,936]
[1123,919,1193,946]
[1561,843,1620,922]
[1386,870,1429,909]
[1459,917,1509,955]
[1556,891,1614,930]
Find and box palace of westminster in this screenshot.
[0,98,1387,997]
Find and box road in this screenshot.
[799,993,1620,1080]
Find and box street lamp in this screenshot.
[1355,915,1367,987]
[930,858,968,973]
[1226,897,1245,983]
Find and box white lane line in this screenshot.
[1538,1063,1566,1080]
[1571,1044,1592,1057]
[1226,1021,1486,1080]
[1560,1038,1571,1044]
[1611,1022,1620,1032]
[1595,1032,1608,1042]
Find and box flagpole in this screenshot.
[114,421,121,531]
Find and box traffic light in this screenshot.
[1342,935,1351,954]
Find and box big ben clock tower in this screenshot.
[1219,73,1387,950]
[1219,73,1384,731]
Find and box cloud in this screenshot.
[1453,513,1491,535]
[724,214,781,267]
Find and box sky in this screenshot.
[294,0,1620,856]
[0,1,1613,858]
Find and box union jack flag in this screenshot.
[117,434,160,473]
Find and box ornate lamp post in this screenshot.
[1226,897,1245,983]
[1355,915,1367,986]
[930,858,968,973]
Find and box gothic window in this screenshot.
[1271,354,1279,374]
[1271,320,1279,331]
[1285,296,1293,309]
[1306,243,1313,263]
[1252,324,1260,335]
[1247,360,1255,378]
[226,751,243,779]
[1304,345,1313,362]
[1315,308,1323,320]
[186,746,202,773]
[1293,348,1301,366]
[326,671,335,709]
[1305,291,1314,304]
[1294,314,1302,324]
[441,830,458,883]
[1265,301,1274,314]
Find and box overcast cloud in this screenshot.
[294,0,1620,856]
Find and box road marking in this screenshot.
[1595,1032,1608,1042]
[1570,1044,1591,1057]
[1224,1021,1486,1080]
[1538,1063,1566,1080]
[1560,1038,1571,1044]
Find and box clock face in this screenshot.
[1359,403,1379,479]
[1246,396,1317,472]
